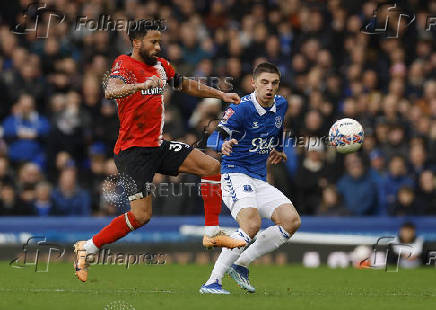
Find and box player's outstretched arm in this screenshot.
[180,78,240,104]
[104,75,163,99]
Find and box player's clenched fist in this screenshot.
[140,75,163,90]
[221,138,238,156]
[221,92,241,104]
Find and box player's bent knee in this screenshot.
[246,220,261,238]
[272,203,301,235]
[281,212,300,235]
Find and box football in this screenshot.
[328,118,364,154]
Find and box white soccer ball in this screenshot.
[328,118,364,154]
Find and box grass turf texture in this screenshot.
[0,262,435,310]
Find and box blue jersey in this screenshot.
[207,92,288,181]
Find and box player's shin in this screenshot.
[235,225,291,267]
[201,174,222,237]
[91,211,143,249]
[205,228,251,285]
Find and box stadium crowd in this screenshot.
[0,0,435,217]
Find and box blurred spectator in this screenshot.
[17,162,42,189]
[2,94,50,165]
[33,182,53,216]
[415,170,436,215]
[408,143,431,182]
[389,222,423,269]
[390,186,422,216]
[336,154,377,215]
[0,183,18,215]
[368,149,386,182]
[295,143,327,215]
[316,185,349,216]
[18,183,36,215]
[92,100,119,155]
[380,124,409,162]
[0,156,13,185]
[51,168,91,216]
[47,91,92,167]
[379,155,414,214]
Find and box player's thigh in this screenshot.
[157,140,195,176]
[255,179,293,220]
[114,147,158,200]
[221,173,258,219]
[178,148,220,176]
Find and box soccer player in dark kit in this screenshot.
[73,19,245,282]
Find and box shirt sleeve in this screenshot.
[206,130,224,152]
[109,57,132,84]
[275,98,288,152]
[217,105,243,138]
[276,126,284,152]
[160,58,176,80]
[161,58,182,88]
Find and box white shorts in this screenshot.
[221,173,293,220]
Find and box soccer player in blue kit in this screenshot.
[200,63,301,294]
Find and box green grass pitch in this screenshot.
[0,262,435,310]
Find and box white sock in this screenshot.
[83,239,99,254]
[235,225,290,267]
[204,225,220,237]
[205,228,251,285]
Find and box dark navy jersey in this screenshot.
[207,92,288,181]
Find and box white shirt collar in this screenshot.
[251,92,276,116]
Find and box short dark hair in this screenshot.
[253,62,281,79]
[127,19,166,41]
[401,221,415,230]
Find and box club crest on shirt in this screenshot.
[113,61,120,71]
[243,185,253,192]
[275,116,282,128]
[222,108,235,123]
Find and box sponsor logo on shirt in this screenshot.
[249,137,279,154]
[275,116,282,128]
[141,87,164,95]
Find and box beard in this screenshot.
[140,49,158,66]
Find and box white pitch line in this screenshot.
[0,288,173,294]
